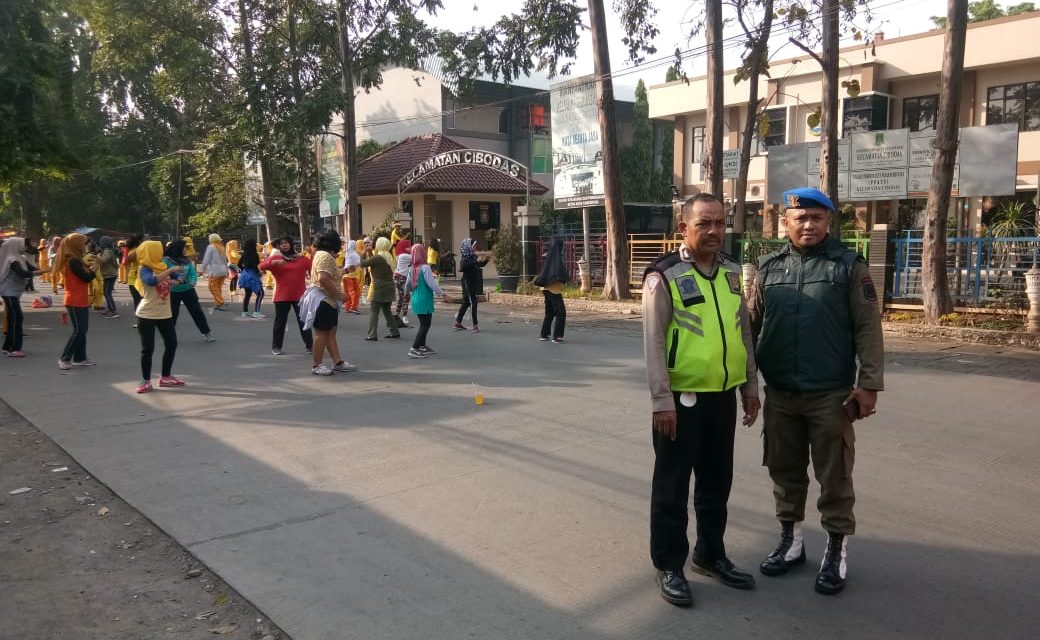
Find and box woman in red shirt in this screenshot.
[259,236,313,356]
[53,233,97,370]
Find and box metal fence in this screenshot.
[535,236,608,286]
[892,232,1040,306]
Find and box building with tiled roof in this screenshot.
[356,134,548,277]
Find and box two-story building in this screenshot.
[648,12,1040,236]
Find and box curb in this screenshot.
[487,292,641,315]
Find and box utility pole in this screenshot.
[704,0,724,197]
[336,0,361,239]
[588,0,629,299]
[821,0,841,236]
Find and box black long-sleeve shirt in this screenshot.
[67,257,96,282]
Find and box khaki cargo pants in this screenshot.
[762,387,856,535]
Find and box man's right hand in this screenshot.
[653,410,678,441]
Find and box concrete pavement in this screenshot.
[2,284,1039,639]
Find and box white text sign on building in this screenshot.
[551,76,604,209]
[398,150,524,192]
[850,129,910,171]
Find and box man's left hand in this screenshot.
[849,387,878,419]
[741,396,761,427]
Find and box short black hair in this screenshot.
[680,193,724,220]
[314,229,341,253]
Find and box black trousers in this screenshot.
[60,305,89,363]
[540,291,566,339]
[650,389,737,570]
[455,278,478,325]
[103,276,117,313]
[128,284,142,311]
[137,316,177,379]
[412,313,432,349]
[2,296,24,351]
[243,288,264,313]
[272,300,313,350]
[171,289,211,335]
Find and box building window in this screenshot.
[842,94,890,135]
[760,107,787,149]
[987,82,1040,131]
[903,95,939,132]
[691,126,705,164]
[520,103,549,131]
[531,138,552,174]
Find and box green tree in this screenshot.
[621,80,654,203]
[931,0,1032,27]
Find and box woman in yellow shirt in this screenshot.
[225,239,241,301]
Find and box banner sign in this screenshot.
[850,129,910,170]
[907,164,960,197]
[243,155,266,225]
[399,150,524,192]
[850,168,909,200]
[551,76,604,209]
[806,141,850,173]
[722,149,740,179]
[317,134,346,219]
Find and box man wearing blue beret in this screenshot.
[749,187,884,595]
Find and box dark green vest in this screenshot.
[755,238,862,392]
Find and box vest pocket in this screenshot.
[667,328,679,369]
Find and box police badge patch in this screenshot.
[726,271,741,294]
[675,275,705,306]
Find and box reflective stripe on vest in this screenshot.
[662,260,748,392]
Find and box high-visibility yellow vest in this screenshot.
[655,254,748,392]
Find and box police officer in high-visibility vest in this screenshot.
[750,187,884,596]
[642,193,761,607]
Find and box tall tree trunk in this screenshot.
[704,0,724,197]
[288,0,309,244]
[238,0,275,241]
[820,0,840,237]
[19,185,44,241]
[336,0,361,239]
[734,0,773,239]
[588,0,629,299]
[922,0,966,322]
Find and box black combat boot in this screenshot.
[760,520,807,576]
[815,532,847,595]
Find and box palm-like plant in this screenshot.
[986,201,1036,271]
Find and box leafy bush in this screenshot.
[491,225,522,275]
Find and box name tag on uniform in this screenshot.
[675,275,704,306]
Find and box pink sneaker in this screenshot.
[9,351,25,358]
[158,376,186,387]
[136,381,153,394]
[470,325,480,333]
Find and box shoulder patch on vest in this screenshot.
[726,271,741,294]
[645,273,662,292]
[861,275,878,302]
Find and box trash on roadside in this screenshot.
[209,624,238,635]
[97,507,110,516]
[50,467,69,473]
[186,568,203,578]
[195,610,216,620]
[8,487,32,495]
[74,495,95,505]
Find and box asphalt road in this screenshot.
[2,285,1039,639]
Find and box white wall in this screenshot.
[352,68,444,145]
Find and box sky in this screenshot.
[425,0,947,99]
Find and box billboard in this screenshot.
[316,134,346,219]
[243,155,266,225]
[551,76,604,209]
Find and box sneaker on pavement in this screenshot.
[159,376,186,387]
[271,348,284,356]
[71,359,97,366]
[453,322,467,331]
[136,381,153,394]
[9,350,25,358]
[539,336,550,341]
[418,345,436,354]
[332,360,357,373]
[471,325,480,333]
[552,337,566,344]
[241,312,250,318]
[408,348,428,359]
[203,333,216,343]
[251,312,265,319]
[312,363,334,376]
[58,359,71,370]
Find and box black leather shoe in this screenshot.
[760,521,807,577]
[385,334,401,339]
[815,532,847,595]
[691,555,756,590]
[656,570,693,607]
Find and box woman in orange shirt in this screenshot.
[53,233,97,369]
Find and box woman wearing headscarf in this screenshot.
[405,244,447,358]
[0,237,43,358]
[225,239,241,301]
[307,229,355,376]
[260,236,313,355]
[117,239,128,283]
[134,240,186,393]
[97,236,120,318]
[37,239,51,285]
[200,233,228,310]
[533,236,569,343]
[84,240,106,311]
[341,240,363,314]
[237,239,265,318]
[53,233,96,369]
[164,240,215,343]
[454,238,488,333]
[48,236,63,293]
[394,229,412,258]
[392,249,412,328]
[361,237,400,341]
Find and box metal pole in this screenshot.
[582,207,591,262]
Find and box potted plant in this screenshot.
[492,225,522,293]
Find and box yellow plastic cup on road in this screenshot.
[473,384,485,406]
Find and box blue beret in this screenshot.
[782,187,835,211]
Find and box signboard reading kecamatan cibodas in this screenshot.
[551,76,604,209]
[399,150,524,192]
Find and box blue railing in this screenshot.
[892,232,1040,306]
